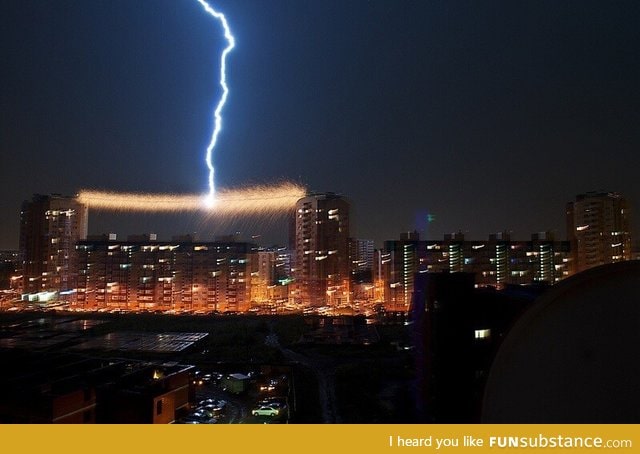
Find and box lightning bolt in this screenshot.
[195,0,235,205]
[79,2,308,216]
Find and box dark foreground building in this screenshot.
[0,350,193,423]
[410,272,543,422]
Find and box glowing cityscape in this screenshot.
[1,0,639,427]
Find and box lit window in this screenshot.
[474,329,491,339]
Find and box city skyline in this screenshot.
[16,190,631,311]
[3,0,640,249]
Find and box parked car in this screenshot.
[251,405,280,417]
[189,411,217,424]
[258,399,285,410]
[195,407,215,419]
[198,398,227,413]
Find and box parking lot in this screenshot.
[181,369,292,424]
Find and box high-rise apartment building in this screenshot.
[380,231,427,311]
[19,194,88,299]
[249,247,293,309]
[349,238,374,282]
[75,238,253,312]
[567,192,632,273]
[375,231,571,310]
[293,193,350,307]
[348,238,374,303]
[422,232,570,287]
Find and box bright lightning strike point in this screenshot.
[195,0,235,202]
[79,3,307,215]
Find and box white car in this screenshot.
[251,405,280,417]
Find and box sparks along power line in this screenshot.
[79,2,305,213]
[77,183,306,214]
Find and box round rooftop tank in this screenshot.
[482,260,640,423]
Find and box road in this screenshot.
[266,325,341,423]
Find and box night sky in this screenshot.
[2,0,639,250]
